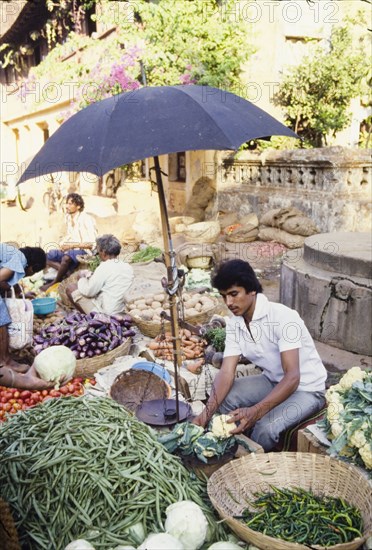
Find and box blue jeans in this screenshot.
[219,374,325,451]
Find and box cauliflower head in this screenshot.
[358,443,372,470]
[349,423,368,449]
[210,414,237,439]
[339,367,366,390]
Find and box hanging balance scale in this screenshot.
[135,279,194,427]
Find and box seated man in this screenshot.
[66,234,134,316]
[192,259,327,451]
[41,193,97,290]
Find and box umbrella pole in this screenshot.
[153,156,182,421]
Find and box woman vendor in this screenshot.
[0,243,53,389]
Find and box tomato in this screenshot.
[3,403,11,412]
[0,410,5,419]
[21,404,28,410]
[12,403,22,411]
[13,391,20,399]
[67,384,75,394]
[1,397,7,404]
[9,399,16,405]
[49,390,61,398]
[72,377,83,384]
[59,386,69,395]
[20,390,32,399]
[41,390,49,397]
[24,399,31,406]
[4,392,13,400]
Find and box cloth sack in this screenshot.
[5,287,34,350]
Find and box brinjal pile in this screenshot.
[33,312,135,359]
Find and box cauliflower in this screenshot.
[210,414,237,438]
[358,443,372,470]
[339,367,366,390]
[165,500,208,550]
[331,421,344,438]
[349,423,368,449]
[326,401,344,423]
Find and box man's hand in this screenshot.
[19,365,54,390]
[227,405,261,435]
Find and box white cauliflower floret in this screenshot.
[339,367,366,390]
[349,423,368,449]
[327,402,344,423]
[210,414,237,438]
[331,421,344,438]
[358,443,372,470]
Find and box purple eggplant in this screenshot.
[123,329,136,338]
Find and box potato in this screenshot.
[130,308,142,317]
[151,301,162,309]
[201,299,215,310]
[185,307,200,317]
[155,307,164,315]
[153,293,166,302]
[194,302,202,312]
[145,296,155,306]
[141,312,154,321]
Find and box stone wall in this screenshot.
[215,147,371,233]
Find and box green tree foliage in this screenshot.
[274,22,369,147]
[23,0,250,113]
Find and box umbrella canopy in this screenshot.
[18,85,297,182]
[18,84,298,421]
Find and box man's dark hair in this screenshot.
[19,247,47,273]
[96,234,121,256]
[211,259,263,294]
[66,193,84,211]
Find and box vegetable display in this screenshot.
[131,246,162,264]
[147,329,206,362]
[128,291,217,324]
[158,416,237,464]
[321,367,372,469]
[33,311,135,359]
[0,397,230,549]
[0,378,87,421]
[239,486,363,546]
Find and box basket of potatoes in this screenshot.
[127,291,223,338]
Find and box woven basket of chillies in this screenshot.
[207,452,372,550]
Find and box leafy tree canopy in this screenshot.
[21,0,251,114]
[273,16,370,146]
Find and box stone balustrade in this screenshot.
[217,146,371,233]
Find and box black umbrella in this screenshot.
[19,84,298,420]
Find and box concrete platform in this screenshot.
[281,232,372,356]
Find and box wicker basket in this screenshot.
[58,271,80,309]
[74,338,131,378]
[0,497,20,550]
[110,369,172,412]
[208,452,372,550]
[131,295,223,338]
[184,221,221,243]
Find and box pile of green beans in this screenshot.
[240,486,363,546]
[0,397,229,549]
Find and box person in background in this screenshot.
[0,243,53,389]
[192,259,326,451]
[66,234,134,315]
[41,193,97,291]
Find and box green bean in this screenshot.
[0,396,229,549]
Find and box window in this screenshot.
[168,152,186,182]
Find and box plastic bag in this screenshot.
[5,287,34,350]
